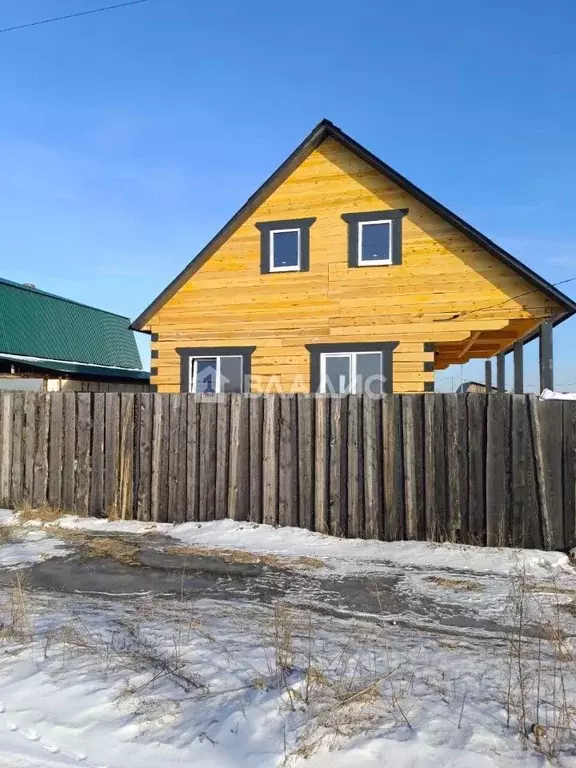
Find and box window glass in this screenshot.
[272,230,299,270]
[193,358,217,394]
[220,356,243,393]
[360,221,391,263]
[324,355,351,394]
[356,352,383,394]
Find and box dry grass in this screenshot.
[0,526,15,544]
[166,545,325,571]
[425,575,483,592]
[17,502,74,524]
[0,572,33,643]
[54,529,140,566]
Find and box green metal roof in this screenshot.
[0,278,143,370]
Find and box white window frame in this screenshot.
[358,219,393,266]
[269,228,301,272]
[189,355,243,394]
[319,351,383,394]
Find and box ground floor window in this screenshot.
[176,346,256,393]
[306,342,398,394]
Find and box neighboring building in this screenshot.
[457,381,498,394]
[0,278,148,391]
[132,119,576,394]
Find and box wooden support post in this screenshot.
[485,359,493,392]
[539,320,554,392]
[496,353,506,393]
[513,341,524,394]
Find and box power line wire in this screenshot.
[0,0,150,33]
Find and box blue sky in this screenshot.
[0,0,575,389]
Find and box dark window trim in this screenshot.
[175,346,256,393]
[341,209,408,268]
[255,217,316,274]
[305,341,399,394]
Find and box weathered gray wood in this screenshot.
[363,395,382,540]
[534,398,563,549]
[278,396,298,528]
[424,395,447,540]
[262,395,279,526]
[186,395,199,521]
[511,395,529,548]
[513,341,524,394]
[314,396,329,534]
[383,394,405,541]
[32,394,50,508]
[496,353,506,393]
[118,393,135,519]
[48,393,63,508]
[167,394,186,523]
[135,394,152,521]
[10,392,24,506]
[150,393,163,522]
[539,320,554,392]
[563,401,576,550]
[0,394,12,508]
[328,397,346,537]
[346,395,363,539]
[75,393,91,516]
[467,395,487,544]
[485,360,492,392]
[62,393,77,511]
[177,395,188,524]
[215,395,230,520]
[444,393,468,542]
[486,394,511,546]
[156,394,171,523]
[297,394,314,531]
[529,397,553,550]
[198,396,217,521]
[228,394,249,521]
[249,395,264,524]
[401,395,422,540]
[23,393,37,503]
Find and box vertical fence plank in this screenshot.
[186,395,199,521]
[150,393,163,522]
[346,394,363,539]
[228,394,250,521]
[467,395,487,544]
[0,394,12,508]
[382,394,404,541]
[10,392,24,507]
[90,393,106,516]
[135,394,152,522]
[401,395,422,540]
[167,394,186,523]
[32,393,50,508]
[156,394,171,523]
[262,395,279,526]
[531,398,563,550]
[199,396,217,521]
[424,394,446,540]
[117,393,135,519]
[486,394,511,546]
[75,392,92,516]
[511,395,529,548]
[48,393,63,508]
[62,393,77,512]
[279,395,298,528]
[215,395,231,520]
[444,393,468,542]
[177,395,188,524]
[297,394,314,531]
[23,393,37,504]
[314,396,329,534]
[363,395,382,540]
[563,401,576,550]
[249,395,264,524]
[328,397,346,538]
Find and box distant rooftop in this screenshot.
[0,278,143,372]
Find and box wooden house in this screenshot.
[132,120,576,395]
[0,278,148,392]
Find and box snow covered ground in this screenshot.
[1,510,576,766]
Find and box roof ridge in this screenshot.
[0,277,133,322]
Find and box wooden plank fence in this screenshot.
[0,392,573,550]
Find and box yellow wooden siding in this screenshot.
[149,137,562,393]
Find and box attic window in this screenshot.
[255,218,316,274]
[341,209,408,268]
